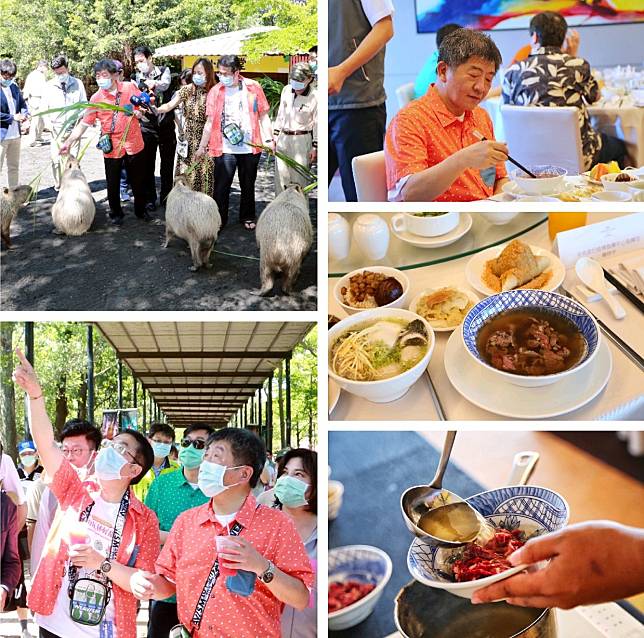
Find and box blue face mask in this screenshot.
[274,474,309,508]
[198,460,243,497]
[1,79,13,87]
[97,77,113,90]
[309,62,317,73]
[290,80,307,92]
[192,73,206,86]
[219,74,235,87]
[94,446,128,481]
[151,441,172,459]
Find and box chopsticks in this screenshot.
[425,369,447,421]
[603,268,644,314]
[474,132,538,178]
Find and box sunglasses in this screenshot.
[181,438,207,450]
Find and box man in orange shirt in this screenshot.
[60,58,150,225]
[385,28,509,202]
[131,428,313,638]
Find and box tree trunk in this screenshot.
[54,376,68,435]
[0,323,17,457]
[308,372,314,447]
[78,378,87,421]
[277,362,285,448]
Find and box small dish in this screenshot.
[409,287,479,332]
[591,190,632,202]
[478,212,520,225]
[501,181,567,199]
[465,243,565,297]
[329,545,393,630]
[391,212,460,237]
[328,378,341,415]
[600,172,638,192]
[391,214,472,249]
[333,266,410,315]
[511,165,567,195]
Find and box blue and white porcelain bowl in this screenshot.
[461,289,600,387]
[329,545,393,630]
[512,164,567,195]
[408,485,569,599]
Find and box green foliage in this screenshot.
[256,75,285,119]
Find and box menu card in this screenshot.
[554,212,644,268]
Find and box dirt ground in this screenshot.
[0,131,317,311]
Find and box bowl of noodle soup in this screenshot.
[328,308,435,403]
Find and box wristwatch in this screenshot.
[259,559,275,584]
[99,559,112,574]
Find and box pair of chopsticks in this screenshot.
[473,131,537,178]
[603,268,644,314]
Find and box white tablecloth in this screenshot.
[481,96,644,167]
[328,213,644,422]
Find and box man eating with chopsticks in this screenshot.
[385,28,509,202]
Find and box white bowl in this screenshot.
[391,212,460,237]
[592,190,632,202]
[329,545,393,631]
[512,165,567,195]
[409,287,480,332]
[328,308,435,402]
[461,290,601,388]
[333,266,410,315]
[516,195,560,202]
[478,212,520,225]
[600,172,638,191]
[627,180,644,196]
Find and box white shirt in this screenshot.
[43,75,87,131]
[36,495,119,637]
[1,86,20,140]
[214,511,238,529]
[222,85,253,154]
[274,84,318,142]
[361,0,394,26]
[0,453,26,502]
[23,69,47,100]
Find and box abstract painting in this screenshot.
[416,1,644,33]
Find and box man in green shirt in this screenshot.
[134,422,180,502]
[144,423,213,638]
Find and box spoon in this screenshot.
[576,257,626,320]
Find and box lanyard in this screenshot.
[191,519,244,629]
[67,490,130,598]
[108,91,121,135]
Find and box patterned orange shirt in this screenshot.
[82,81,145,159]
[156,492,314,638]
[27,459,160,638]
[385,84,507,202]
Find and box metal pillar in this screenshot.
[266,372,273,453]
[258,387,263,435]
[24,322,34,439]
[87,326,94,425]
[132,377,137,407]
[142,388,147,429]
[285,354,292,447]
[117,359,123,428]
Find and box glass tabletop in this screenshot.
[329,212,548,276]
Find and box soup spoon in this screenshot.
[576,257,626,320]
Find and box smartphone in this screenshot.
[225,570,256,597]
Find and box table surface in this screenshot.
[328,213,644,421]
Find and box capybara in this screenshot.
[1,185,32,248]
[51,155,95,236]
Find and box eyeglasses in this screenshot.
[181,438,207,450]
[62,447,91,457]
[101,439,137,463]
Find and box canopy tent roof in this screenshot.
[95,321,314,427]
[154,26,280,58]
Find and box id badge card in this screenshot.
[69,578,109,626]
[225,569,256,597]
[480,165,496,188]
[169,625,192,638]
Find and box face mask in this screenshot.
[274,474,309,508]
[309,62,317,73]
[137,62,149,73]
[97,77,112,90]
[20,454,37,467]
[219,74,235,87]
[94,446,128,481]
[58,73,70,84]
[151,441,172,458]
[1,79,13,87]
[179,445,204,469]
[192,73,206,86]
[198,460,243,497]
[290,80,307,92]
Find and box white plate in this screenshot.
[502,181,568,199]
[391,214,472,248]
[328,378,341,415]
[409,287,480,332]
[465,243,565,297]
[443,329,612,419]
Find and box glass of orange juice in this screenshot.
[548,213,587,240]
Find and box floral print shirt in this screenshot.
[502,46,602,170]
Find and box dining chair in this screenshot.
[395,82,416,110]
[500,105,585,174]
[351,150,388,202]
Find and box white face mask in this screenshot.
[198,460,244,497]
[137,61,149,73]
[58,73,70,84]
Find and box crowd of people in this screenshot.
[1,47,318,230]
[327,4,628,202]
[1,348,318,638]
